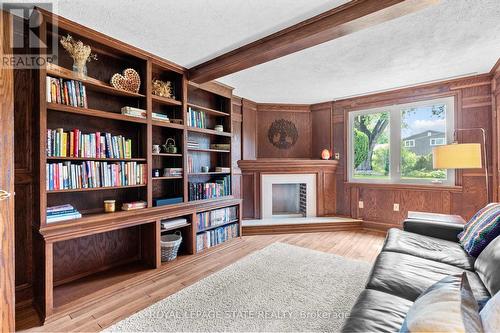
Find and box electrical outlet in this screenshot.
[358,201,364,209]
[393,203,400,211]
[334,153,340,160]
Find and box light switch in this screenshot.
[358,201,364,209]
[393,203,400,211]
[335,153,340,160]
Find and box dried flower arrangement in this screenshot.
[60,34,97,76]
[152,79,174,99]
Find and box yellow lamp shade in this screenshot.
[432,143,482,169]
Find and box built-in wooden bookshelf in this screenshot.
[30,8,241,323]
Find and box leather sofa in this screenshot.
[341,219,500,332]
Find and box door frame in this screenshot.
[0,9,15,332]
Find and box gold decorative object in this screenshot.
[104,200,116,213]
[60,34,97,76]
[110,68,141,93]
[152,79,173,99]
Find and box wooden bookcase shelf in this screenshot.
[152,94,182,106]
[47,103,148,124]
[187,127,231,137]
[187,103,229,117]
[47,63,146,98]
[197,219,239,233]
[188,148,230,153]
[30,9,240,323]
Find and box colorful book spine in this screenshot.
[196,223,239,253]
[188,176,231,201]
[187,107,207,129]
[46,76,88,108]
[45,161,146,191]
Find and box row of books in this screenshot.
[187,107,207,128]
[47,128,133,159]
[152,112,170,122]
[196,223,239,252]
[197,206,238,231]
[46,76,88,108]
[46,204,82,223]
[210,143,230,151]
[122,201,147,211]
[46,161,146,191]
[121,106,146,119]
[188,176,231,201]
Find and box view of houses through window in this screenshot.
[349,97,454,185]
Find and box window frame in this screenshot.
[404,139,415,148]
[347,96,455,186]
[430,137,445,146]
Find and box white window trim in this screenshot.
[430,138,445,146]
[404,139,415,148]
[347,97,455,186]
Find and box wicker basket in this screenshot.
[160,231,182,262]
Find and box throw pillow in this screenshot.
[480,291,500,333]
[400,273,483,333]
[459,202,500,257]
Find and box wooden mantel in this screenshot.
[237,159,338,219]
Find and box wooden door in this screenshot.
[0,9,15,333]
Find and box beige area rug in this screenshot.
[104,242,371,332]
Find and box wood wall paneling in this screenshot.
[1,9,16,331]
[256,104,312,159]
[241,99,257,160]
[311,102,333,159]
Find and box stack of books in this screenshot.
[121,201,147,211]
[47,128,133,159]
[121,106,146,119]
[210,143,230,151]
[187,107,206,128]
[46,161,146,190]
[197,206,238,231]
[161,218,188,230]
[196,223,239,252]
[188,175,231,201]
[46,76,88,108]
[163,168,182,177]
[46,204,82,223]
[187,140,199,149]
[152,112,170,122]
[215,167,231,173]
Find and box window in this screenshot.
[348,97,454,185]
[430,138,445,146]
[404,140,415,148]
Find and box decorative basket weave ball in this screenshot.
[110,68,141,93]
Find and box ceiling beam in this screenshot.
[188,0,439,83]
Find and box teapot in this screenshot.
[162,138,177,154]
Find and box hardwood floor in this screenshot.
[16,230,385,332]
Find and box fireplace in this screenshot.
[272,183,307,217]
[261,174,316,218]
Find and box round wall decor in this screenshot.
[267,119,299,150]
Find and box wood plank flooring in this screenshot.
[16,230,385,332]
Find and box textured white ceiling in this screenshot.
[53,0,348,67]
[36,0,500,103]
[220,0,500,103]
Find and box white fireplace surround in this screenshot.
[261,174,317,218]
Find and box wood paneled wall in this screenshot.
[257,104,311,158]
[332,74,495,230]
[491,61,500,202]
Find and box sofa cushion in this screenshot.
[366,252,490,303]
[400,273,483,333]
[341,289,413,333]
[480,290,500,333]
[459,202,500,257]
[474,235,500,295]
[383,228,474,270]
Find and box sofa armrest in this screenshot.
[403,219,464,242]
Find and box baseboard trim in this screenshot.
[362,220,400,233]
[242,221,362,236]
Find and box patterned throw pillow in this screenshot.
[458,203,500,257]
[400,273,483,333]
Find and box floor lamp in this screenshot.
[432,128,489,202]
